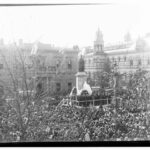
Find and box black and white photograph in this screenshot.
[0,0,150,146]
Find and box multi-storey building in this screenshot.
[84,28,107,80]
[0,40,79,95]
[29,42,79,95]
[84,28,150,83]
[1,28,150,95]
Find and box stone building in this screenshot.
[84,28,107,80]
[30,42,79,95]
[0,40,78,95]
[84,28,150,84]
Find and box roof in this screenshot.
[61,48,79,54]
[37,42,55,50]
[18,43,33,53]
[104,42,133,51]
[35,42,59,54]
[105,43,136,55]
[19,43,33,49]
[84,42,150,56]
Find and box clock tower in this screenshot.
[94,28,104,53]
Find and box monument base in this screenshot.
[76,72,88,95]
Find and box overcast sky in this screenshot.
[0,1,149,48]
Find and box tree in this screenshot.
[95,72,110,89]
[0,46,53,142]
[126,69,149,111]
[94,58,112,89]
[103,58,111,74]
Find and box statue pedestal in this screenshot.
[76,72,87,95]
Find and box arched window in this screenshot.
[0,64,3,69]
[56,60,60,68]
[148,58,150,65]
[56,83,61,92]
[93,58,96,63]
[130,59,133,66]
[68,82,72,92]
[88,59,91,64]
[112,57,115,62]
[138,59,142,65]
[88,72,91,78]
[68,59,72,69]
[124,56,126,62]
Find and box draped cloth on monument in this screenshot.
[82,82,92,95]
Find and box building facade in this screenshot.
[0,41,79,95]
[1,29,150,95]
[84,28,107,80]
[30,42,79,95]
[84,28,150,84]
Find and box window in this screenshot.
[36,58,40,65]
[148,59,150,65]
[124,56,126,62]
[93,58,96,63]
[130,59,133,66]
[56,60,60,68]
[56,83,61,92]
[68,82,72,92]
[36,82,43,92]
[0,64,3,69]
[138,59,142,65]
[88,59,91,64]
[88,72,91,78]
[68,60,72,70]
[112,57,115,62]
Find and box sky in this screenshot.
[0,1,150,48]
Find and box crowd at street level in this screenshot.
[0,69,150,142]
[43,69,150,141]
[36,101,150,141]
[0,88,150,142]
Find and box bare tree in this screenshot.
[0,46,50,141]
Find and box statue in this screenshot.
[79,55,85,72]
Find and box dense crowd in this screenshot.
[0,69,150,142]
[38,103,150,141]
[0,92,150,142]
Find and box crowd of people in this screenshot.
[0,90,150,142]
[31,69,150,142]
[35,103,150,142]
[0,69,150,142]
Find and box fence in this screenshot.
[71,98,112,107]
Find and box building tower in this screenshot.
[124,32,132,43]
[94,28,104,53]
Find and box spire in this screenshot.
[124,31,132,42]
[94,28,104,52]
[95,27,103,42]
